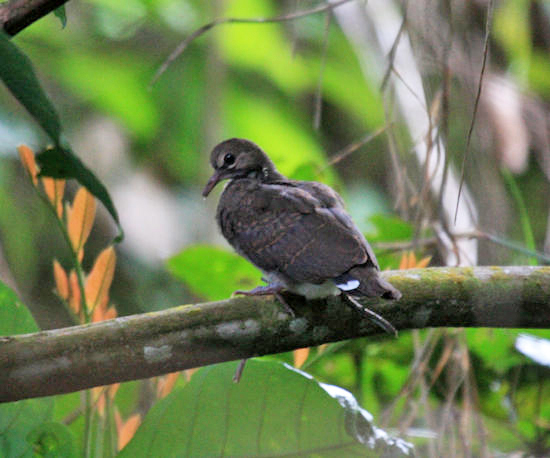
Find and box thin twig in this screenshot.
[327,123,393,167]
[372,231,475,252]
[380,11,407,92]
[289,0,302,57]
[482,231,550,264]
[454,0,494,223]
[149,0,353,87]
[372,228,550,264]
[313,11,332,130]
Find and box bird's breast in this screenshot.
[215,180,258,241]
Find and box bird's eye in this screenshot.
[223,153,236,166]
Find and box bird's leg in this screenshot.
[233,358,248,383]
[342,293,398,337]
[232,283,296,383]
[234,283,295,317]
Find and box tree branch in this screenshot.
[2,266,550,403]
[0,0,68,36]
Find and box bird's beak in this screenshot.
[202,170,225,197]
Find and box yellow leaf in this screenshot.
[42,178,65,218]
[85,247,116,311]
[53,259,69,300]
[68,188,96,253]
[17,145,38,186]
[117,413,141,451]
[293,348,310,368]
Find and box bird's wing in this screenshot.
[296,181,380,270]
[225,181,376,284]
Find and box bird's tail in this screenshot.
[348,266,402,300]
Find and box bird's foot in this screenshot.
[234,284,284,296]
[342,293,397,337]
[234,285,295,317]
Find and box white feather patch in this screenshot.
[336,279,360,291]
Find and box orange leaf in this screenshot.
[157,372,180,399]
[398,252,409,270]
[68,270,81,315]
[407,252,416,268]
[92,386,106,416]
[17,145,38,186]
[85,247,116,311]
[293,348,310,368]
[42,178,65,218]
[108,383,120,400]
[105,305,117,320]
[92,289,110,322]
[68,188,96,253]
[115,409,122,431]
[92,303,118,323]
[399,251,431,269]
[416,255,432,269]
[117,413,141,451]
[53,260,69,300]
[184,368,199,381]
[93,383,119,416]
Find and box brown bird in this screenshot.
[203,138,401,336]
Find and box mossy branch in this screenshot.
[1,266,550,403]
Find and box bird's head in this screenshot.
[202,138,282,197]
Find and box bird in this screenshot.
[203,138,401,337]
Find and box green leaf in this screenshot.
[0,35,122,238]
[0,283,56,457]
[51,392,84,450]
[166,244,261,301]
[366,214,415,242]
[0,398,54,458]
[36,146,123,241]
[54,6,67,28]
[119,360,413,457]
[27,422,77,458]
[0,281,38,336]
[0,33,62,145]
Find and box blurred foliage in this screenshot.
[166,244,260,301]
[1,0,550,456]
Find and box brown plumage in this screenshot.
[203,138,401,335]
